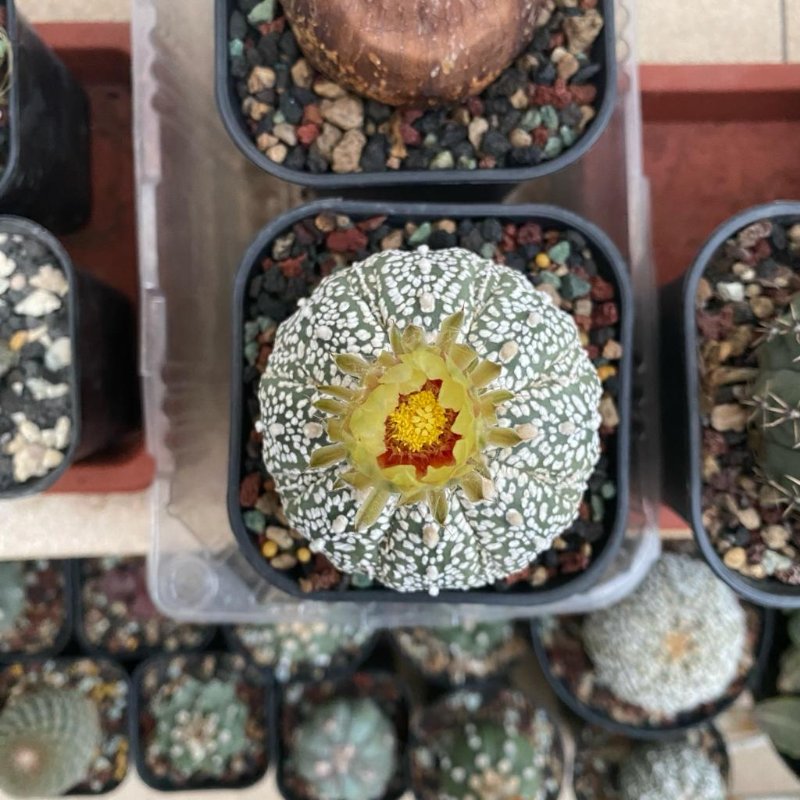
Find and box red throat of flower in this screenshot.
[377,379,462,477]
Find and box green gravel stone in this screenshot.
[540,105,559,132]
[457,156,478,170]
[408,222,432,245]
[600,481,616,500]
[247,0,275,25]
[520,109,542,131]
[243,510,266,533]
[560,273,591,299]
[244,320,260,342]
[544,136,564,158]
[479,242,497,259]
[244,341,259,365]
[273,111,285,125]
[591,494,605,522]
[539,272,561,288]
[430,150,455,170]
[423,133,438,148]
[350,573,373,588]
[229,39,244,57]
[547,241,571,265]
[560,125,577,147]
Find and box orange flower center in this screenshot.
[378,380,461,477]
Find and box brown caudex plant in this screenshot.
[282,0,545,107]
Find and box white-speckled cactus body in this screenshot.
[259,247,602,594]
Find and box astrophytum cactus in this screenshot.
[259,246,602,594]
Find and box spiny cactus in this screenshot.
[260,246,601,594]
[394,621,525,684]
[749,292,800,514]
[291,697,397,800]
[582,553,747,717]
[434,720,544,800]
[148,677,249,780]
[232,621,372,682]
[619,741,726,800]
[0,562,25,635]
[0,689,101,797]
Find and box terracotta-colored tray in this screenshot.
[41,22,154,493]
[645,63,800,531]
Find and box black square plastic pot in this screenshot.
[0,655,133,795]
[530,607,775,741]
[72,559,217,663]
[0,2,90,233]
[0,558,74,663]
[130,651,272,792]
[660,201,800,609]
[215,0,617,195]
[0,216,140,498]
[228,199,632,605]
[752,610,800,779]
[275,670,410,800]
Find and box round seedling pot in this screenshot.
[215,0,617,194]
[0,558,74,663]
[73,558,217,663]
[130,651,272,792]
[0,2,90,233]
[0,216,140,498]
[275,670,410,800]
[660,200,800,609]
[530,607,774,741]
[222,622,380,684]
[0,655,133,795]
[229,199,632,605]
[752,610,800,779]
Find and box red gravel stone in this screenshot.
[357,215,388,232]
[467,97,484,117]
[296,123,320,146]
[590,275,615,301]
[326,227,368,253]
[239,473,262,507]
[570,84,598,105]
[279,255,306,277]
[517,222,543,245]
[302,105,323,126]
[592,302,618,326]
[696,305,734,340]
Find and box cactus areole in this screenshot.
[749,292,800,515]
[259,247,602,594]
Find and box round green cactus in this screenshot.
[749,292,800,514]
[0,562,25,636]
[619,741,726,800]
[394,621,525,684]
[0,688,101,797]
[259,246,601,594]
[581,553,746,717]
[231,621,373,681]
[291,697,397,800]
[148,677,249,780]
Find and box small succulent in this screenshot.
[412,688,559,800]
[260,247,601,594]
[749,292,800,514]
[619,741,726,800]
[148,677,249,780]
[0,562,25,635]
[232,621,373,681]
[394,621,525,684]
[0,689,101,797]
[581,553,747,717]
[291,697,397,800]
[755,610,800,760]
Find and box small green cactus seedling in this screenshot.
[435,720,545,800]
[749,292,800,514]
[394,621,525,684]
[0,562,25,635]
[148,677,249,780]
[291,697,397,800]
[0,688,101,797]
[232,621,373,682]
[582,553,747,717]
[619,741,726,800]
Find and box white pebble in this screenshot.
[30,264,69,296]
[14,289,61,317]
[717,281,745,303]
[44,337,72,371]
[0,251,14,278]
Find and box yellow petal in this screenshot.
[470,359,502,388]
[427,490,449,525]
[309,444,347,469]
[436,310,465,352]
[334,353,370,376]
[486,426,523,448]
[459,470,487,502]
[313,397,347,415]
[450,343,478,371]
[355,487,391,530]
[318,384,357,401]
[389,326,405,355]
[401,325,424,351]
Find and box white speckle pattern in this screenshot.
[259,248,602,593]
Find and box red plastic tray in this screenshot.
[40,22,154,493]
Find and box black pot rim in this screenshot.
[682,200,800,609]
[72,559,217,663]
[228,198,633,605]
[274,669,410,800]
[0,215,81,498]
[530,606,776,742]
[130,651,272,792]
[0,558,75,664]
[214,0,618,190]
[0,0,21,200]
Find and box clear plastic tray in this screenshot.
[134,0,661,625]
